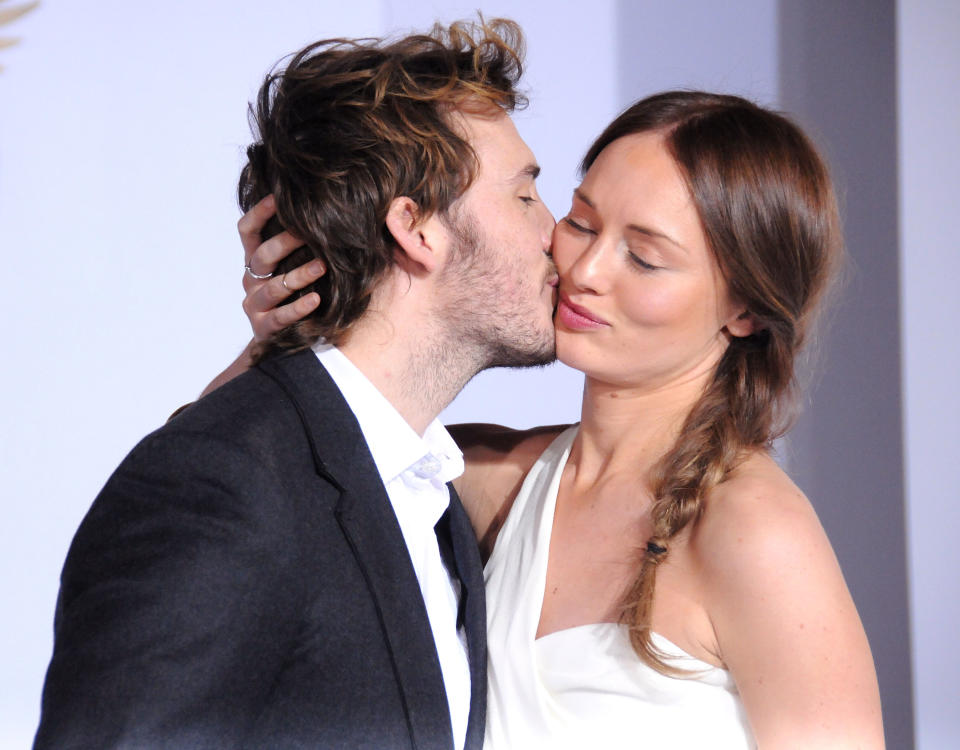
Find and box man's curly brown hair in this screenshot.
[238,18,527,360]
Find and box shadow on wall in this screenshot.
[614,0,912,747]
[777,0,912,748]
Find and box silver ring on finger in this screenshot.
[280,274,292,292]
[245,264,273,280]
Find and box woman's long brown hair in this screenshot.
[581,91,842,675]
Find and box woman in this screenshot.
[229,92,884,747]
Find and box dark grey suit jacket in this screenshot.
[34,350,487,749]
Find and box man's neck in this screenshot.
[336,317,482,437]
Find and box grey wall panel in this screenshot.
[778,1,911,747]
[615,0,912,745]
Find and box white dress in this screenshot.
[484,427,756,749]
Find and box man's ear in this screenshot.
[725,308,757,338]
[385,197,447,274]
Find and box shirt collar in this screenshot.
[313,342,464,486]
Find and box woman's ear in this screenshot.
[385,196,447,274]
[725,308,757,338]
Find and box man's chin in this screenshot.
[483,339,557,371]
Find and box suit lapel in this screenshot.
[258,351,455,750]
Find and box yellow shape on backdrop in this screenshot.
[0,0,40,72]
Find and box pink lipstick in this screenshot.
[556,292,609,330]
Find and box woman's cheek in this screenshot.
[619,278,683,329]
[551,232,577,274]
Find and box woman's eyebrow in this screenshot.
[574,188,686,252]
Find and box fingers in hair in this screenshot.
[238,195,277,260]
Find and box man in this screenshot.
[34,19,556,750]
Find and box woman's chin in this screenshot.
[553,335,607,380]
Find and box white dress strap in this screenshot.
[484,426,577,748]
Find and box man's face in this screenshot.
[437,110,558,370]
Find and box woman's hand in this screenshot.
[241,195,324,341]
[198,196,324,398]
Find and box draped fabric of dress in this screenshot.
[484,427,756,749]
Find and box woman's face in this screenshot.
[553,132,749,391]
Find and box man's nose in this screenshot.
[539,203,556,252]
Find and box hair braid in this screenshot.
[622,331,794,673]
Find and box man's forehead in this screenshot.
[456,109,539,180]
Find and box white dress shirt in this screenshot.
[314,342,471,750]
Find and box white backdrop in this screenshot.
[0,1,955,747]
[899,1,960,747]
[0,2,607,744]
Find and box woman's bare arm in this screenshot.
[449,423,570,558]
[698,465,884,748]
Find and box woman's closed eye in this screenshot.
[563,217,595,234]
[628,252,659,272]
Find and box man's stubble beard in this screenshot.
[438,208,557,375]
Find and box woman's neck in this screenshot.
[571,369,714,487]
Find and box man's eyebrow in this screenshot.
[573,188,687,252]
[509,163,541,182]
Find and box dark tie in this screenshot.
[434,508,467,631]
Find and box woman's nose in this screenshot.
[565,236,612,294]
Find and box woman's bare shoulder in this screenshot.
[697,451,814,541]
[448,423,573,558]
[693,452,829,585]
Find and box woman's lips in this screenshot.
[556,293,610,330]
